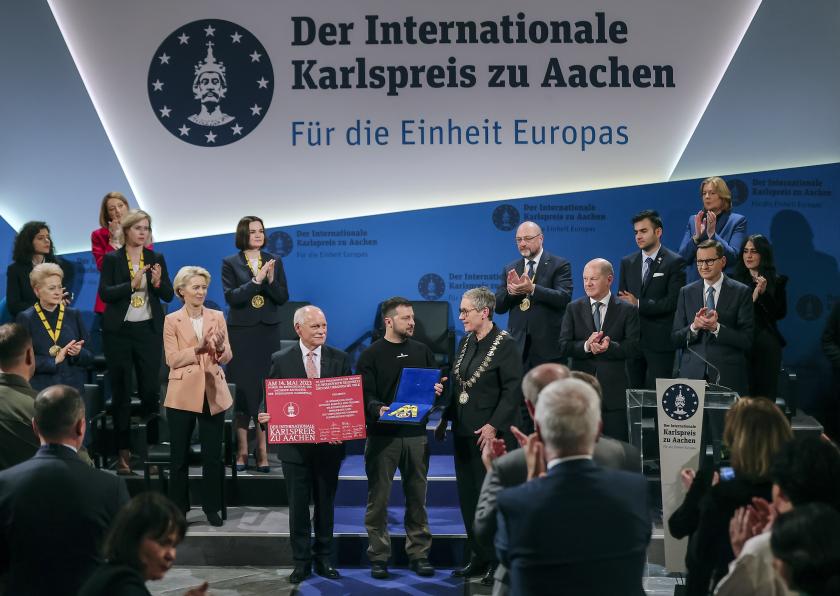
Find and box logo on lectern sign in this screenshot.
[147,19,274,147]
[661,383,700,421]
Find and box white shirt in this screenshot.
[640,247,660,284]
[190,315,204,342]
[547,454,593,471]
[300,341,322,378]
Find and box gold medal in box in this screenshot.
[130,293,145,308]
[393,404,418,419]
[251,295,265,309]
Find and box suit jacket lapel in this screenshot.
[600,296,619,334]
[580,299,597,335]
[534,252,551,285]
[320,347,335,378]
[176,307,199,348]
[288,344,308,378]
[630,253,643,295]
[716,277,734,317]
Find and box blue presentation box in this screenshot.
[379,367,441,425]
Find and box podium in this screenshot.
[626,388,739,476]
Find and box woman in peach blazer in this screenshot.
[164,265,233,527]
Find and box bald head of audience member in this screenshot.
[535,378,602,459]
[0,323,35,381]
[521,363,570,419]
[32,385,86,449]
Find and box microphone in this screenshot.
[685,328,733,392]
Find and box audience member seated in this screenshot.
[770,503,840,596]
[495,378,651,596]
[0,323,38,470]
[79,492,208,596]
[16,263,93,392]
[0,384,129,595]
[5,220,75,318]
[669,397,792,595]
[715,436,840,596]
[732,234,788,399]
[475,364,642,596]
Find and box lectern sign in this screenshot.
[657,379,706,573]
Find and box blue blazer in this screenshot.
[496,459,651,596]
[671,275,753,394]
[678,211,747,282]
[16,305,93,392]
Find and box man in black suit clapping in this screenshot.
[618,210,686,389]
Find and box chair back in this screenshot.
[371,300,455,369]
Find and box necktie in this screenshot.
[642,256,654,290]
[705,287,716,311]
[527,260,536,279]
[305,351,318,379]
[593,302,603,331]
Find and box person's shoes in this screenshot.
[451,561,487,577]
[480,565,496,586]
[205,511,224,527]
[314,559,340,579]
[410,558,435,577]
[370,561,389,579]
[254,449,270,473]
[289,564,312,584]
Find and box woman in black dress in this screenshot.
[732,234,787,399]
[5,221,75,317]
[221,216,288,472]
[436,286,522,585]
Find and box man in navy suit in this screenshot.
[559,258,639,440]
[267,305,351,584]
[619,210,687,389]
[672,239,753,394]
[0,385,129,596]
[495,378,651,596]
[495,221,572,370]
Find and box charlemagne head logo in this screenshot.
[267,231,294,258]
[148,19,273,147]
[662,383,700,421]
[492,204,521,231]
[418,273,445,300]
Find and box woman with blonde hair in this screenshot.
[669,397,793,595]
[99,209,173,474]
[163,266,232,527]
[678,176,748,282]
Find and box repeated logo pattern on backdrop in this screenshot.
[147,19,273,147]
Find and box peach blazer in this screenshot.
[163,306,233,414]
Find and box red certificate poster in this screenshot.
[265,375,366,444]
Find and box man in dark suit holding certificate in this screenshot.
[267,305,351,584]
[618,210,686,389]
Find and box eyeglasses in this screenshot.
[515,234,542,243]
[458,308,479,316]
[696,257,722,267]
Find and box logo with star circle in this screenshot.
[661,383,700,421]
[148,19,273,147]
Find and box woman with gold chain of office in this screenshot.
[221,216,289,473]
[435,286,523,586]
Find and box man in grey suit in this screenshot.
[672,239,753,394]
[473,363,641,596]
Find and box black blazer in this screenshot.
[221,252,289,326]
[98,247,174,333]
[733,272,788,346]
[496,459,651,596]
[267,343,352,464]
[0,444,129,596]
[671,276,753,394]
[443,325,522,441]
[495,251,572,362]
[16,305,94,392]
[559,295,640,410]
[619,246,686,352]
[5,257,75,317]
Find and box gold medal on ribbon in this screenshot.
[48,344,61,357]
[131,294,145,308]
[519,297,531,311]
[251,295,265,309]
[459,391,470,405]
[35,303,64,355]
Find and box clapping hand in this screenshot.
[693,307,718,332]
[618,290,638,307]
[474,423,496,450]
[131,265,150,290]
[481,437,507,472]
[525,433,547,481]
[55,340,82,364]
[265,259,276,283]
[705,210,717,237]
[693,210,707,240]
[150,263,162,288]
[255,260,275,284]
[506,269,533,295]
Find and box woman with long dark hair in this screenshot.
[733,234,788,398]
[6,221,75,317]
[221,216,288,472]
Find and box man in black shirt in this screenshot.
[357,297,443,579]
